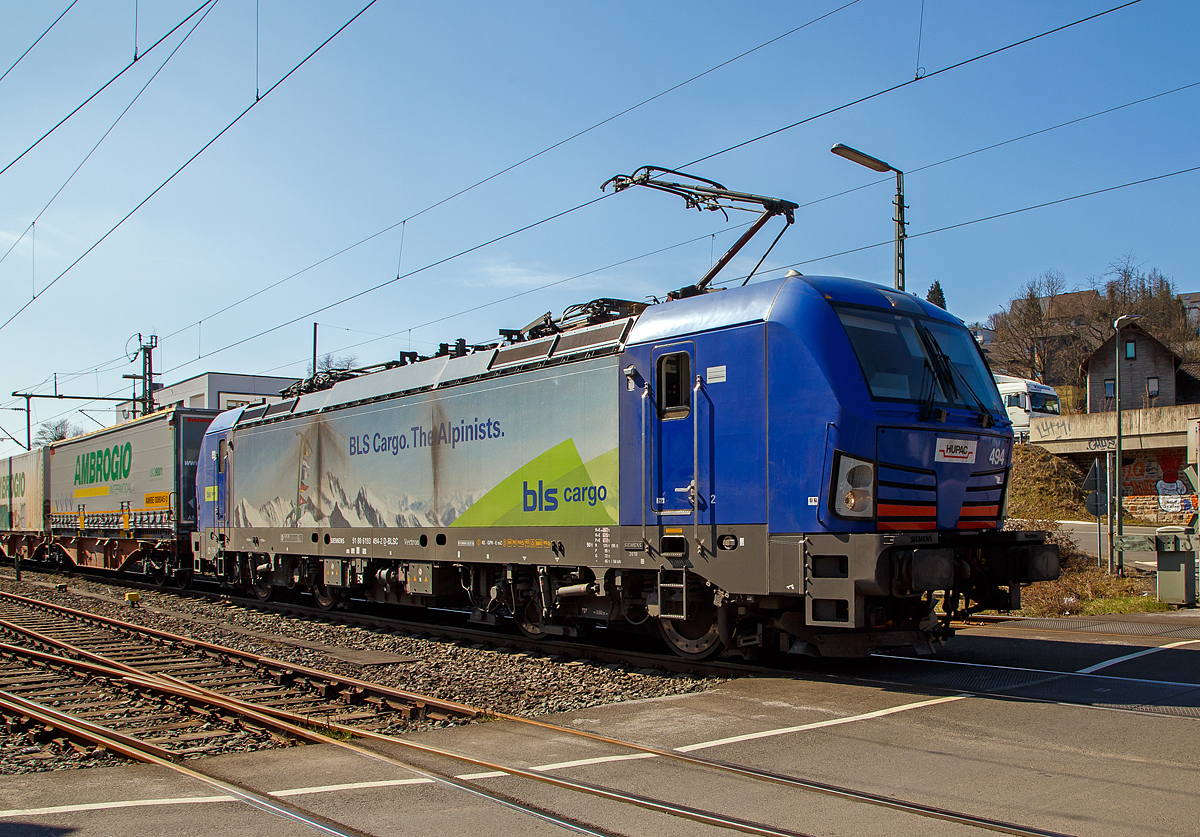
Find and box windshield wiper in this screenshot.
[918,325,994,428]
[918,358,946,423]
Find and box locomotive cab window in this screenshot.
[217,438,227,473]
[657,352,691,419]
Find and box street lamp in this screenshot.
[831,143,907,292]
[1113,313,1143,576]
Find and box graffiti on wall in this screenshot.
[1122,450,1197,513]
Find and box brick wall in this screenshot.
[1068,447,1197,524]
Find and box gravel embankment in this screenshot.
[0,570,723,773]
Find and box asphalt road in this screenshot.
[1058,519,1164,572]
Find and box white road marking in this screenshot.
[1076,639,1200,674]
[0,694,963,818]
[272,778,431,796]
[674,694,970,751]
[0,796,235,818]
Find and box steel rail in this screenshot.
[0,572,765,678]
[0,686,177,763]
[0,602,817,837]
[0,588,481,718]
[488,712,1078,837]
[0,686,372,837]
[0,635,620,837]
[279,717,822,837]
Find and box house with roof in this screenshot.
[1030,323,1200,523]
[1083,323,1179,413]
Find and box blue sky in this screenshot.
[1,0,1196,453]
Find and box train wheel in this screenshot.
[173,566,193,589]
[311,580,340,610]
[252,576,273,601]
[148,558,168,588]
[658,599,723,660]
[512,600,548,639]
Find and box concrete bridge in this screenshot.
[1030,404,1200,524]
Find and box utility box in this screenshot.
[1155,526,1197,606]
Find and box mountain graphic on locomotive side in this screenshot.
[0,168,1059,658]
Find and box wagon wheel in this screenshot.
[173,565,193,589]
[658,598,723,660]
[147,556,169,587]
[512,599,549,639]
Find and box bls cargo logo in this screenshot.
[523,480,608,512]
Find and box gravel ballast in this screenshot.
[0,570,723,772]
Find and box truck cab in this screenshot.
[994,374,1061,441]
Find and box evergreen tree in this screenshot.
[926,280,947,309]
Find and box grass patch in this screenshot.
[1006,451,1170,616]
[1011,520,1168,616]
[1007,444,1088,522]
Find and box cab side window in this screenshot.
[657,352,691,420]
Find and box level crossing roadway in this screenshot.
[3,606,1199,837]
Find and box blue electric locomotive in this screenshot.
[191,169,1058,658]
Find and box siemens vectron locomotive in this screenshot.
[1,168,1058,658]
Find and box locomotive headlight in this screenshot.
[833,454,875,519]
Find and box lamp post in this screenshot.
[831,143,906,292]
[1113,313,1143,576]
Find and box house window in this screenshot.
[1104,379,1115,398]
[1125,340,1136,360]
[1148,377,1160,397]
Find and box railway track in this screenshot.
[0,589,479,737]
[0,583,1084,837]
[1,563,765,679]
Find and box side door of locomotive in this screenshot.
[650,341,701,524]
[214,434,231,546]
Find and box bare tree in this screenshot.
[986,255,1195,388]
[307,353,358,376]
[1079,254,1196,360]
[33,418,83,447]
[988,270,1069,383]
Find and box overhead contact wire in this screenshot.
[161,1,863,341]
[166,0,1141,349]
[0,0,217,178]
[22,162,1199,428]
[254,223,754,374]
[0,0,79,85]
[759,164,1200,277]
[794,79,1200,211]
[683,0,1146,168]
[0,0,221,272]
[0,0,380,336]
[160,194,612,374]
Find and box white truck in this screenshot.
[994,374,1061,441]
